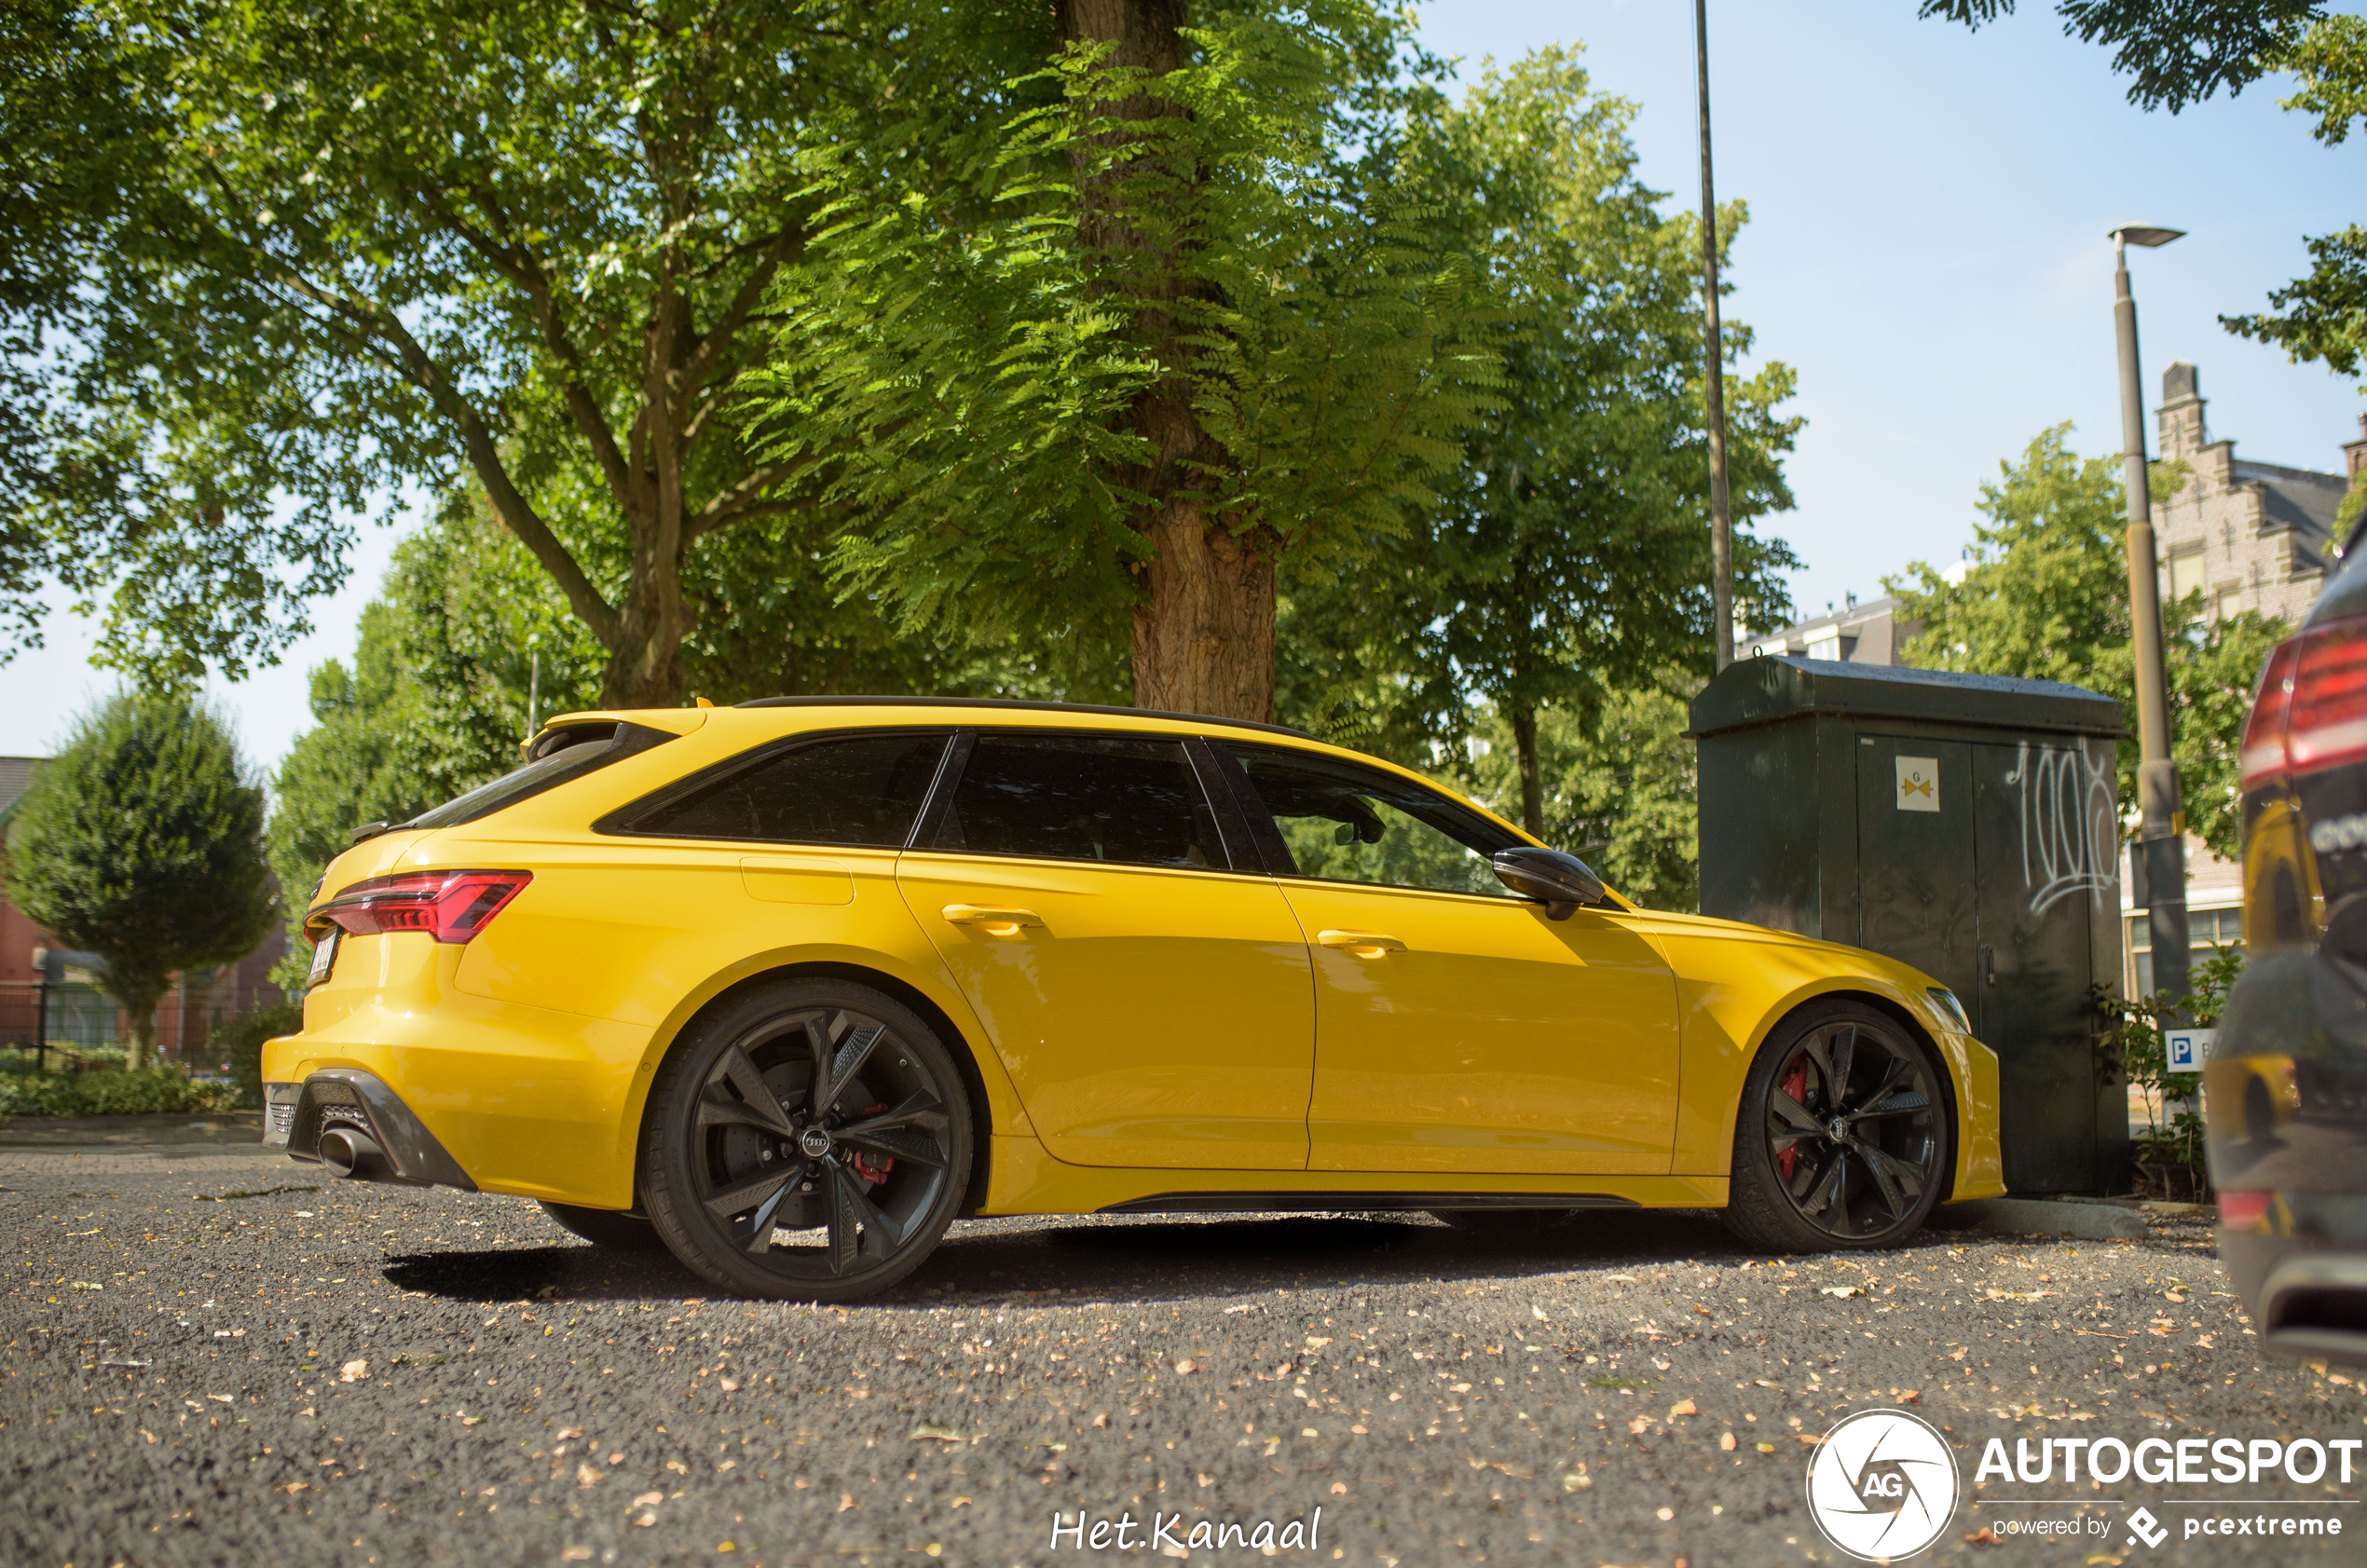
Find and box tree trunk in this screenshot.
[1130,500,1276,719]
[1059,0,1277,723]
[124,999,156,1072]
[1511,702,1544,839]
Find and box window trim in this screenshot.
[909,727,1254,875]
[590,726,957,849]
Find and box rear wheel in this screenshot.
[1721,1001,1950,1253]
[639,977,972,1302]
[538,1201,667,1251]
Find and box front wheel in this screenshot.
[1720,1001,1951,1253]
[639,977,972,1302]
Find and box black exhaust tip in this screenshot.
[318,1125,388,1180]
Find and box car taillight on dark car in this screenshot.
[2242,616,2367,790]
[307,870,533,944]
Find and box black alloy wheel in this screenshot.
[640,978,971,1301]
[1722,1001,1950,1252]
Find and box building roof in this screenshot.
[2234,457,2348,553]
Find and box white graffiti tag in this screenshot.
[2006,742,2119,918]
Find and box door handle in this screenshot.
[1316,929,1407,958]
[942,904,1044,935]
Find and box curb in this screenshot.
[1929,1197,2149,1241]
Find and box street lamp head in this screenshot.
[2111,225,2186,249]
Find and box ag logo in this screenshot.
[1805,1407,1961,1561]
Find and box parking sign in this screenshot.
[2164,1028,2215,1073]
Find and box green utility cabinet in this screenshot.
[1690,656,2128,1194]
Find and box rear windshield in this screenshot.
[401,722,676,831]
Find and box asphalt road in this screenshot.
[4,1143,2362,1568]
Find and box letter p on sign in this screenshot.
[2164,1029,2213,1074]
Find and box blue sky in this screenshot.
[5,0,2361,773]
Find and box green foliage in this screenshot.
[1279,48,1795,835]
[0,1064,237,1118]
[1,0,985,702]
[1916,2,2324,112]
[1884,425,2284,860]
[210,1002,303,1111]
[2097,946,2243,1189]
[4,692,275,1069]
[1459,689,1703,912]
[748,5,1497,670]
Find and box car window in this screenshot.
[1229,744,1521,897]
[628,731,949,847]
[934,734,1227,869]
[404,721,676,831]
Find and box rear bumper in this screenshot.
[2207,949,2367,1366]
[264,1070,476,1191]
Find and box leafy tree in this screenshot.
[2,0,1024,702]
[1884,425,2283,859]
[1920,5,2366,413]
[750,0,1497,721]
[1278,48,1799,833]
[1463,688,1703,911]
[4,693,275,1069]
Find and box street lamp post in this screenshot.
[2111,224,2190,1003]
[1695,0,1734,670]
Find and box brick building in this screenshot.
[0,755,286,1061]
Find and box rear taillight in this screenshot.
[2217,1190,2272,1233]
[2240,617,2367,791]
[307,870,532,944]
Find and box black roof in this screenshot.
[1688,655,2124,740]
[732,695,1316,741]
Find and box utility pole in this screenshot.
[2111,224,2190,1002]
[1695,0,1734,670]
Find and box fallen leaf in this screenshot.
[1899,1390,1922,1405]
[910,1424,965,1442]
[1756,1442,1777,1453]
[577,1464,602,1489]
[1754,1379,1785,1390]
[1561,1472,1592,1492]
[1628,1416,1651,1434]
[1668,1399,1698,1418]
[838,1493,858,1513]
[338,1359,368,1383]
[1963,1526,1997,1544]
[562,1549,592,1563]
[556,1426,583,1440]
[1719,1432,1737,1451]
[632,1492,664,1508]
[1694,1303,1714,1317]
[1172,1358,1197,1375]
[1531,1305,1549,1322]
[1820,1286,1864,1298]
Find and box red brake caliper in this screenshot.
[848,1102,895,1185]
[1777,1062,1809,1182]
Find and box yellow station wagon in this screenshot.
[263,699,2003,1300]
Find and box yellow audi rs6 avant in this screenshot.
[263,699,2003,1301]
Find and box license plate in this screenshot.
[307,931,339,987]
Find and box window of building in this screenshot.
[2215,587,2242,621]
[2167,550,2207,605]
[2128,906,2244,998]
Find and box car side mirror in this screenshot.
[1491,847,1607,920]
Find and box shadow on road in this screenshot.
[379,1207,1774,1308]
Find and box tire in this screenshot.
[539,1200,668,1251]
[638,977,973,1302]
[1720,999,1951,1254]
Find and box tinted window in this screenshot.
[630,731,949,847]
[936,735,1226,869]
[1231,745,1521,896]
[404,722,675,830]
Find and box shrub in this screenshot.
[0,1067,238,1118]
[211,1002,304,1111]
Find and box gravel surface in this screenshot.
[4,1145,2362,1566]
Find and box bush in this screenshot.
[0,1067,238,1118]
[2097,946,2245,1198]
[211,1002,304,1110]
